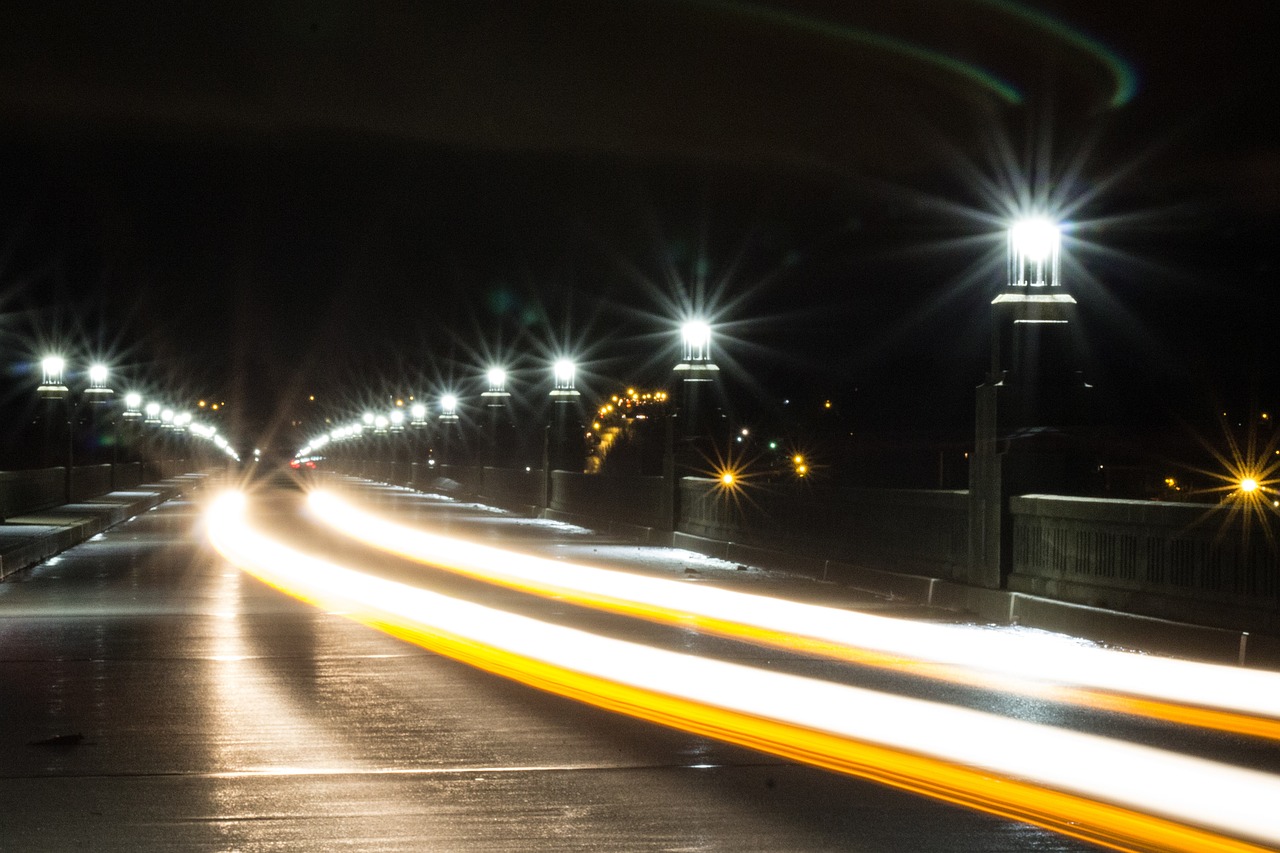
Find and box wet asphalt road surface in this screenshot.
[0,477,1135,851]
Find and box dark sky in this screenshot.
[0,1,1276,448]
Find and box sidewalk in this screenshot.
[0,474,205,581]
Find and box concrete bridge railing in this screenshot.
[0,461,173,521]
[1009,495,1279,633]
[678,478,970,582]
[325,458,1280,635]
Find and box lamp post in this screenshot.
[673,320,721,441]
[121,392,142,468]
[36,357,114,503]
[970,216,1089,591]
[547,359,583,475]
[409,402,429,482]
[482,367,512,468]
[389,408,406,483]
[438,394,460,467]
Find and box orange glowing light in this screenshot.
[307,489,1280,744]
[212,492,1280,853]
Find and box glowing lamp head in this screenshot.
[1010,218,1060,263]
[680,320,713,363]
[1240,478,1259,493]
[720,472,736,486]
[362,412,375,425]
[487,367,507,391]
[441,394,458,415]
[88,363,109,386]
[124,392,142,410]
[682,321,710,347]
[410,403,427,423]
[554,360,575,384]
[42,355,65,377]
[388,409,405,429]
[39,355,67,391]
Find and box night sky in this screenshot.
[0,1,1276,461]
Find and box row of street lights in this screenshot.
[296,214,1068,483]
[296,320,720,467]
[33,355,241,500]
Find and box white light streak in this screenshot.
[210,491,1280,851]
[307,489,1280,736]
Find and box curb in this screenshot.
[0,476,201,581]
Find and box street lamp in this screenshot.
[410,402,428,427]
[674,320,719,379]
[389,409,406,432]
[439,394,459,422]
[484,367,510,401]
[123,393,143,419]
[993,217,1074,323]
[85,363,114,402]
[1008,217,1061,287]
[38,356,69,399]
[482,367,513,467]
[547,358,585,478]
[35,356,118,500]
[551,359,579,397]
[144,402,162,425]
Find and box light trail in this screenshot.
[209,490,1280,852]
[307,488,1280,741]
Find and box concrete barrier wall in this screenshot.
[0,463,161,519]
[147,459,193,480]
[1009,495,1280,631]
[679,478,970,581]
[325,458,1278,633]
[0,468,66,518]
[113,462,143,490]
[550,471,668,529]
[479,466,543,510]
[71,464,113,502]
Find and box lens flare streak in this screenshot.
[208,492,1280,852]
[305,489,1280,741]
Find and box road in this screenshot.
[2,474,1277,851]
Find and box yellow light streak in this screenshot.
[209,491,1280,853]
[307,489,1280,741]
